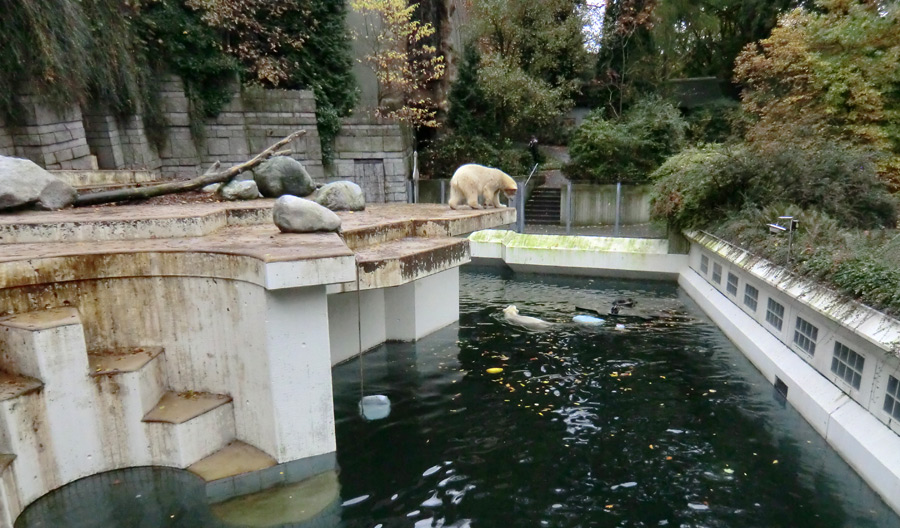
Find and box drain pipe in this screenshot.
[614,181,622,237]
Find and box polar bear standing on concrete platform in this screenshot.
[448,163,518,210]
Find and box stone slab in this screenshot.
[188,440,276,482]
[88,347,163,376]
[142,391,232,425]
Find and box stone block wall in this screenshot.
[332,115,410,203]
[0,118,15,157]
[7,96,96,170]
[0,79,412,203]
[242,88,324,180]
[157,77,202,178]
[82,106,161,172]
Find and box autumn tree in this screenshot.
[185,0,303,85]
[350,0,445,129]
[734,0,900,187]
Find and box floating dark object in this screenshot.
[613,298,637,308]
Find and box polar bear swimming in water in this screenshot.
[448,164,518,210]
[503,305,554,331]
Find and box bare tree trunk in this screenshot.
[74,130,307,207]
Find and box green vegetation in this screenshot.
[645,0,900,315]
[0,0,356,160]
[565,96,687,183]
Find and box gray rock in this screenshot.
[273,195,342,233]
[218,180,260,201]
[253,156,316,198]
[0,156,76,210]
[313,181,366,211]
[201,183,222,193]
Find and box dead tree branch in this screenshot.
[73,130,307,207]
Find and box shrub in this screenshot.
[650,139,898,231]
[564,96,687,183]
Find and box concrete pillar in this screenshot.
[327,289,386,365]
[384,268,460,341]
[263,286,336,463]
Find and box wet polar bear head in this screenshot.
[448,163,518,210]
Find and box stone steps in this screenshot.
[0,307,243,523]
[143,391,236,469]
[525,188,561,225]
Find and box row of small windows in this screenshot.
[698,253,900,425]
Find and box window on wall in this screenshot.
[744,284,759,312]
[726,273,739,296]
[765,299,784,331]
[831,342,864,390]
[793,316,818,355]
[884,376,900,421]
[712,263,722,284]
[700,255,709,274]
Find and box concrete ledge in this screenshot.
[469,230,687,279]
[679,269,900,514]
[355,237,469,289]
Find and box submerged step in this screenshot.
[143,391,232,424]
[187,440,276,483]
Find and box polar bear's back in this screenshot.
[451,163,502,185]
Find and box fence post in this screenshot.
[516,181,525,233]
[440,180,446,204]
[614,181,622,237]
[566,181,573,235]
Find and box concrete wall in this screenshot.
[332,115,410,203]
[4,95,96,170]
[560,184,653,225]
[684,233,900,516]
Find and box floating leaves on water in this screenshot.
[724,468,735,474]
[486,367,504,374]
[342,495,370,507]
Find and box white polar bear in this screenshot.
[448,163,518,210]
[502,305,554,331]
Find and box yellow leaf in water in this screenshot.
[486,368,503,374]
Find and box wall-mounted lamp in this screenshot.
[767,215,799,262]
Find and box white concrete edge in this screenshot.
[686,230,900,356]
[679,269,900,515]
[264,256,358,290]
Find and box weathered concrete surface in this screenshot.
[0,201,513,525]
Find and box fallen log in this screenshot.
[73,130,307,207]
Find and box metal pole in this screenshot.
[516,181,525,233]
[614,181,622,237]
[566,181,573,235]
[440,180,446,204]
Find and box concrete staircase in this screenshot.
[525,187,561,225]
[0,308,249,525]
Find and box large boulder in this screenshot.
[312,181,366,211]
[273,195,341,233]
[218,179,260,201]
[0,156,77,210]
[253,156,316,198]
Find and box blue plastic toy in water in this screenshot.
[573,314,605,325]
